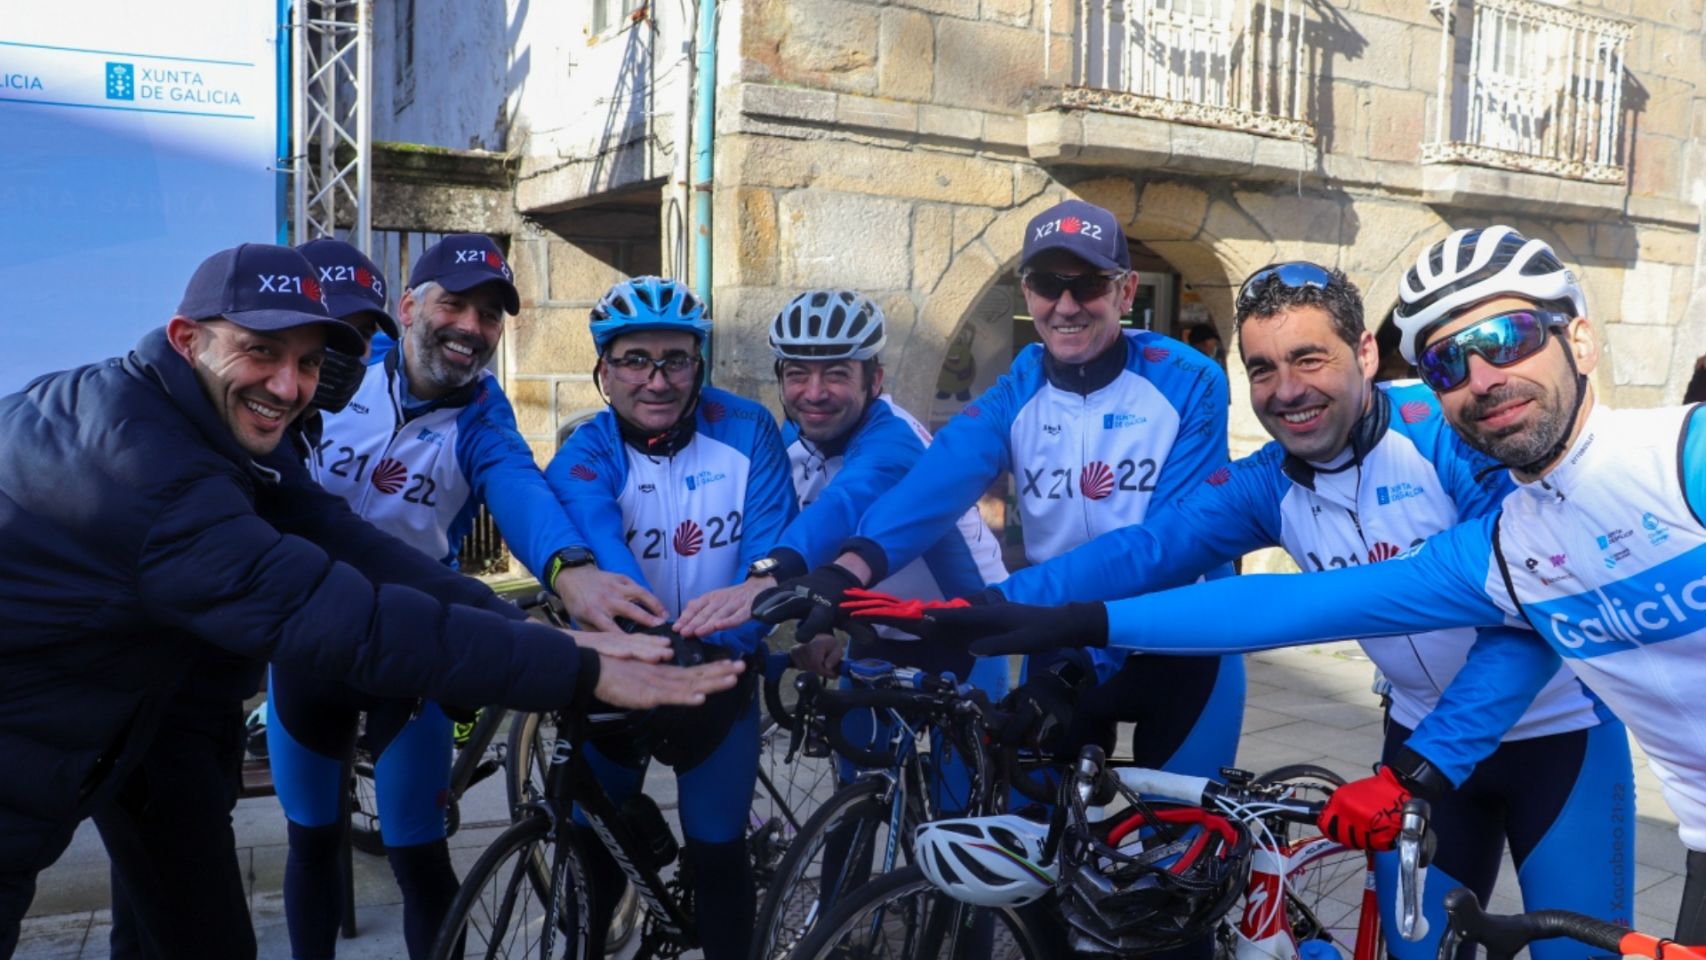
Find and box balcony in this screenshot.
[1031,0,1316,179]
[1421,0,1632,212]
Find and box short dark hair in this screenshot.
[1185,323,1220,347]
[1235,267,1365,350]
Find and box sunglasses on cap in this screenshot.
[1417,310,1569,392]
[1236,261,1333,313]
[1021,270,1127,303]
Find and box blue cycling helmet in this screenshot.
[589,276,712,353]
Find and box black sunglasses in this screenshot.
[1236,262,1334,313]
[1021,270,1127,303]
[1416,310,1566,392]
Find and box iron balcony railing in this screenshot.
[1424,0,1632,184]
[1053,0,1314,141]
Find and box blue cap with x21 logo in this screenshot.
[175,243,363,354]
[1021,200,1131,272]
[407,234,521,315]
[297,238,400,339]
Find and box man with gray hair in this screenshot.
[270,234,662,960]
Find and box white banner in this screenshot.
[0,0,282,391]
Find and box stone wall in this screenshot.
[367,0,1706,463]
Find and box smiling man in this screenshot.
[543,276,797,960]
[862,260,1631,960]
[756,202,1245,882]
[0,244,743,956]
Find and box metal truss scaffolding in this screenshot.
[291,0,372,250]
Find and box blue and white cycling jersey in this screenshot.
[1099,402,1706,848]
[841,330,1231,678]
[777,396,1007,599]
[309,342,582,577]
[544,387,798,653]
[999,381,1603,741]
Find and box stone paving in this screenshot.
[17,642,1688,958]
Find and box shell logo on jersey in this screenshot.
[1079,461,1115,500]
[1368,541,1402,562]
[703,401,726,423]
[569,464,598,481]
[1142,346,1170,363]
[1207,467,1232,487]
[673,519,703,557]
[371,458,408,494]
[1400,401,1434,424]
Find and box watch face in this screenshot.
[559,547,596,568]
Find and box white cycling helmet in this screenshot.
[769,289,886,361]
[1394,225,1586,364]
[915,815,1056,908]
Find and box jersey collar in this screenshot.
[1042,334,1128,396]
[1518,401,1605,504]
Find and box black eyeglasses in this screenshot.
[1021,270,1127,303]
[1416,310,1564,392]
[1236,262,1334,313]
[605,353,700,384]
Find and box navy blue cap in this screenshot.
[296,238,400,339]
[1020,200,1131,272]
[407,233,521,314]
[176,244,364,355]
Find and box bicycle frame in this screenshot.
[535,712,700,950]
[1234,838,1380,960]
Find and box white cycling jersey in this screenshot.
[1103,402,1706,847]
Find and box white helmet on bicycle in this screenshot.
[1393,225,1586,364]
[914,815,1056,908]
[768,290,887,362]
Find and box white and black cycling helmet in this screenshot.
[769,289,886,362]
[1394,225,1586,364]
[915,815,1056,908]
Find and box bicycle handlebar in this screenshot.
[1436,887,1704,960]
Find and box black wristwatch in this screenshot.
[1387,745,1452,799]
[746,557,782,579]
[546,546,597,584]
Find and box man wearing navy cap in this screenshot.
[269,233,663,960]
[0,243,743,956]
[94,237,408,960]
[759,201,1245,934]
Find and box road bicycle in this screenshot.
[787,747,1433,960]
[429,642,831,960]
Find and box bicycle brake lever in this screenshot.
[1397,798,1433,941]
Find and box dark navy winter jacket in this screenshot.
[0,329,588,872]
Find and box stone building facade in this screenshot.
[370,0,1706,470]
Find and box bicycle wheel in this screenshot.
[751,776,920,960]
[506,710,553,817]
[749,714,835,891]
[427,814,585,960]
[789,865,1057,960]
[1250,764,1378,960]
[350,741,463,856]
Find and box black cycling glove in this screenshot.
[751,563,864,642]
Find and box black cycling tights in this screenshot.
[1678,850,1706,942]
